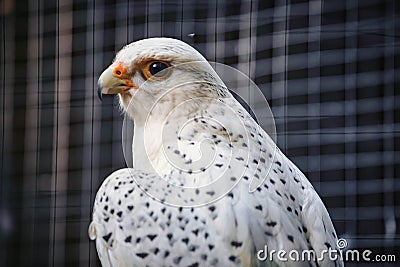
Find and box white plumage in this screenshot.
[90,37,343,267]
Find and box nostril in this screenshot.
[113,63,127,78]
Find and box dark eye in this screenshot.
[149,61,169,76]
[142,61,171,80]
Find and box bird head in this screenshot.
[98,38,227,124]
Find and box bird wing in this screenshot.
[217,95,344,267]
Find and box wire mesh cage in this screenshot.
[0,0,399,266]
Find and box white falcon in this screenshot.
[89,37,344,267]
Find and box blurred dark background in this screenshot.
[0,0,399,266]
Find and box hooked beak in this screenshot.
[97,67,138,101]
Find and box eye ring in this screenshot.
[142,61,171,81]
